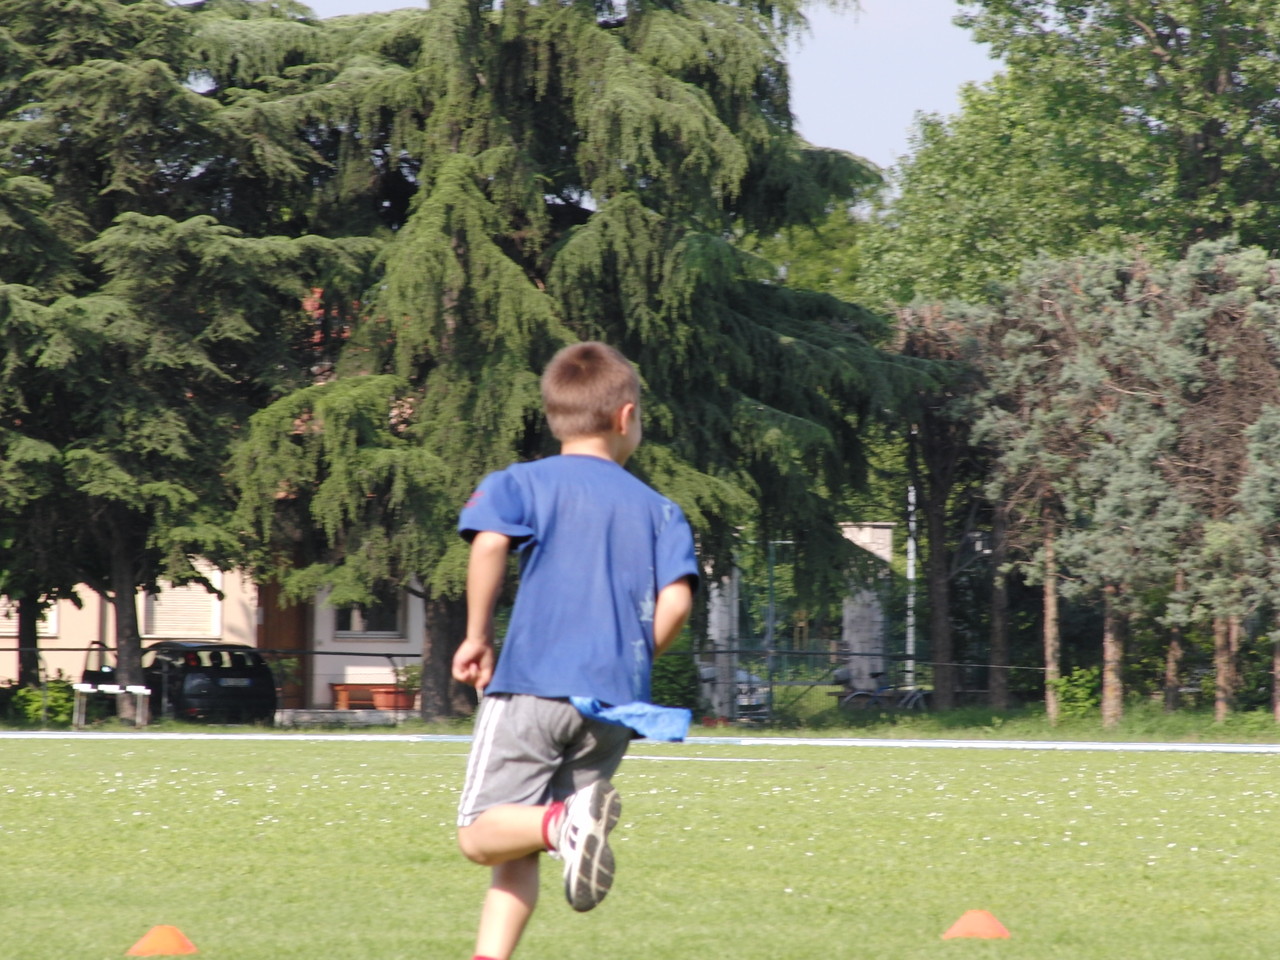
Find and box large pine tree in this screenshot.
[230,0,923,717]
[0,0,372,706]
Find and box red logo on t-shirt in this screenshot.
[464,490,484,509]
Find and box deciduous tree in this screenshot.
[865,1,1280,307]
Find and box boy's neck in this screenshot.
[559,435,629,466]
[558,400,641,466]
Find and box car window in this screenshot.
[143,647,266,670]
[199,649,264,670]
[143,649,184,669]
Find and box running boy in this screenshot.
[452,342,699,960]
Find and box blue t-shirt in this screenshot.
[458,455,699,707]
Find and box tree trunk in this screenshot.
[1229,615,1242,700]
[1101,584,1124,728]
[1163,630,1184,712]
[17,595,42,687]
[1273,632,1280,725]
[912,406,961,712]
[421,595,472,720]
[989,502,1010,710]
[1163,569,1186,712]
[1042,512,1061,725]
[1213,614,1233,723]
[109,538,144,725]
[925,492,954,710]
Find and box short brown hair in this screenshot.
[541,342,640,440]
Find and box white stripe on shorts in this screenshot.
[457,694,505,826]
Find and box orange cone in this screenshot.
[941,909,1011,939]
[126,925,199,956]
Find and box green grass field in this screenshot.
[4,734,1279,959]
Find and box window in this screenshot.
[335,585,403,636]
[0,598,59,637]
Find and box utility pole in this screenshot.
[906,479,918,689]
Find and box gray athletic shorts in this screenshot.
[456,693,632,827]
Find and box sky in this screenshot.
[786,2,998,169]
[303,0,1000,171]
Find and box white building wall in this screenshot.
[308,587,423,707]
[839,523,895,690]
[705,569,740,718]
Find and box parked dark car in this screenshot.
[83,641,277,724]
[698,665,769,719]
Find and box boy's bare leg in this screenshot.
[474,853,539,960]
[458,805,548,865]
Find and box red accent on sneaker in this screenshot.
[541,801,565,852]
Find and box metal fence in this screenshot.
[679,645,945,724]
[3,642,1005,728]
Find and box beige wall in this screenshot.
[308,587,422,707]
[0,568,260,684]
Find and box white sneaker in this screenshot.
[558,780,622,912]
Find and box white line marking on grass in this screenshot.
[627,754,795,763]
[5,731,1280,754]
[0,731,471,742]
[692,736,1280,754]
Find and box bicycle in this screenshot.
[835,671,928,712]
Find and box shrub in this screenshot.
[11,677,75,725]
[1049,666,1102,720]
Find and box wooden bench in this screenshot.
[330,683,384,710]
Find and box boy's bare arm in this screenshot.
[653,576,694,658]
[452,530,511,691]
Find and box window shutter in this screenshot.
[144,573,222,638]
[0,598,59,637]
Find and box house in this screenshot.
[1,563,259,689]
[1,569,423,710]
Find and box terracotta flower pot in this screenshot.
[369,685,415,710]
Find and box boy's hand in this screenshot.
[458,530,509,692]
[452,636,496,691]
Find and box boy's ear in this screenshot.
[614,401,637,433]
